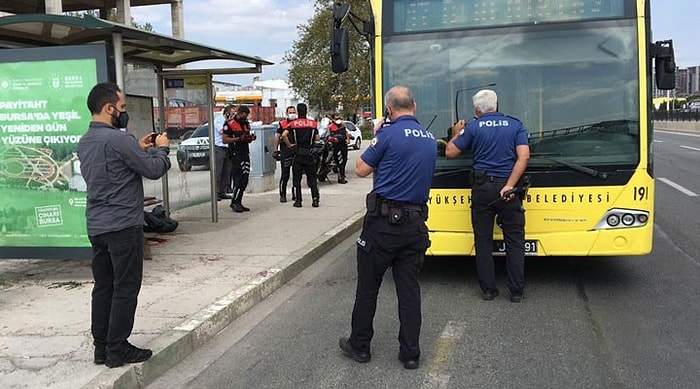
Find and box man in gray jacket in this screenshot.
[77,82,171,368]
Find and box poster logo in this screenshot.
[51,76,61,89]
[35,205,64,227]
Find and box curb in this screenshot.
[82,211,365,389]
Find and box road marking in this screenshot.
[655,130,700,138]
[680,145,700,152]
[421,321,466,389]
[653,140,663,143]
[658,177,699,197]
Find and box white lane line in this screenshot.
[680,145,700,152]
[421,321,467,389]
[658,177,699,197]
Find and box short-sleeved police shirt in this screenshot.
[452,112,528,178]
[361,115,437,204]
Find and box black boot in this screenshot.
[280,194,287,203]
[338,176,347,184]
[312,198,320,208]
[230,203,245,213]
[279,183,287,203]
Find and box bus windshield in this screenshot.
[381,20,640,173]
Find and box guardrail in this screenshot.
[652,111,700,122]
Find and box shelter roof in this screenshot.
[0,13,273,69]
[0,1,171,14]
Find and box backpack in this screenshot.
[144,205,179,233]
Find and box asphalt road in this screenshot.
[147,129,700,389]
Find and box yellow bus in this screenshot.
[332,0,675,256]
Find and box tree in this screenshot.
[285,0,371,116]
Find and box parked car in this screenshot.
[176,123,210,171]
[344,120,362,150]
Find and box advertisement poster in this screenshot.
[0,57,98,252]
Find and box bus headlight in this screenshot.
[621,213,635,226]
[595,209,649,230]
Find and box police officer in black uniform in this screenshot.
[281,103,320,208]
[446,89,530,303]
[273,105,297,202]
[339,86,436,370]
[222,106,256,213]
[327,113,350,184]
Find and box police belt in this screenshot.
[366,192,428,221]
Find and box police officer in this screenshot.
[339,86,436,370]
[273,106,297,202]
[214,105,234,200]
[281,103,320,208]
[446,89,530,303]
[327,113,350,184]
[222,106,256,213]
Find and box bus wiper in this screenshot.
[545,157,607,179]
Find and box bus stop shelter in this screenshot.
[0,13,272,258]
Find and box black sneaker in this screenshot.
[240,204,251,212]
[293,201,302,208]
[398,354,419,370]
[94,346,106,365]
[104,342,152,368]
[280,195,287,203]
[338,177,347,184]
[339,337,371,363]
[312,199,320,208]
[510,293,524,303]
[481,289,500,301]
[230,203,245,213]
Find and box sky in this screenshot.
[131,0,700,86]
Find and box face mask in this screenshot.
[288,113,298,120]
[110,105,129,129]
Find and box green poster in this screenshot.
[0,59,97,248]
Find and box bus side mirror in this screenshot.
[333,3,351,27]
[652,40,676,90]
[331,27,349,73]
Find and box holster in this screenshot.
[366,192,380,217]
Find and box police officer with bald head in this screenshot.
[446,89,530,303]
[339,86,436,370]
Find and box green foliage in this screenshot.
[285,0,371,115]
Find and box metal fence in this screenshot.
[653,111,700,122]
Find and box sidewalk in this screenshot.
[0,170,372,389]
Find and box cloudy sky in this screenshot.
[132,0,700,86]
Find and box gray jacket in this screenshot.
[77,121,171,236]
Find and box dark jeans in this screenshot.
[292,156,319,202]
[89,225,144,353]
[349,214,429,361]
[471,180,526,294]
[215,146,233,196]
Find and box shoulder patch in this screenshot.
[370,138,378,147]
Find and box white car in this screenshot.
[343,120,363,150]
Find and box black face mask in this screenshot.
[110,105,129,129]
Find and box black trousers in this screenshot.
[332,143,348,179]
[349,213,429,361]
[89,225,144,353]
[279,148,294,196]
[214,146,233,196]
[292,156,319,202]
[471,180,526,294]
[230,153,250,206]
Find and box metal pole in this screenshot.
[157,73,171,216]
[112,32,124,88]
[206,73,218,222]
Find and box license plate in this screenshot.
[492,240,538,256]
[190,152,205,158]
